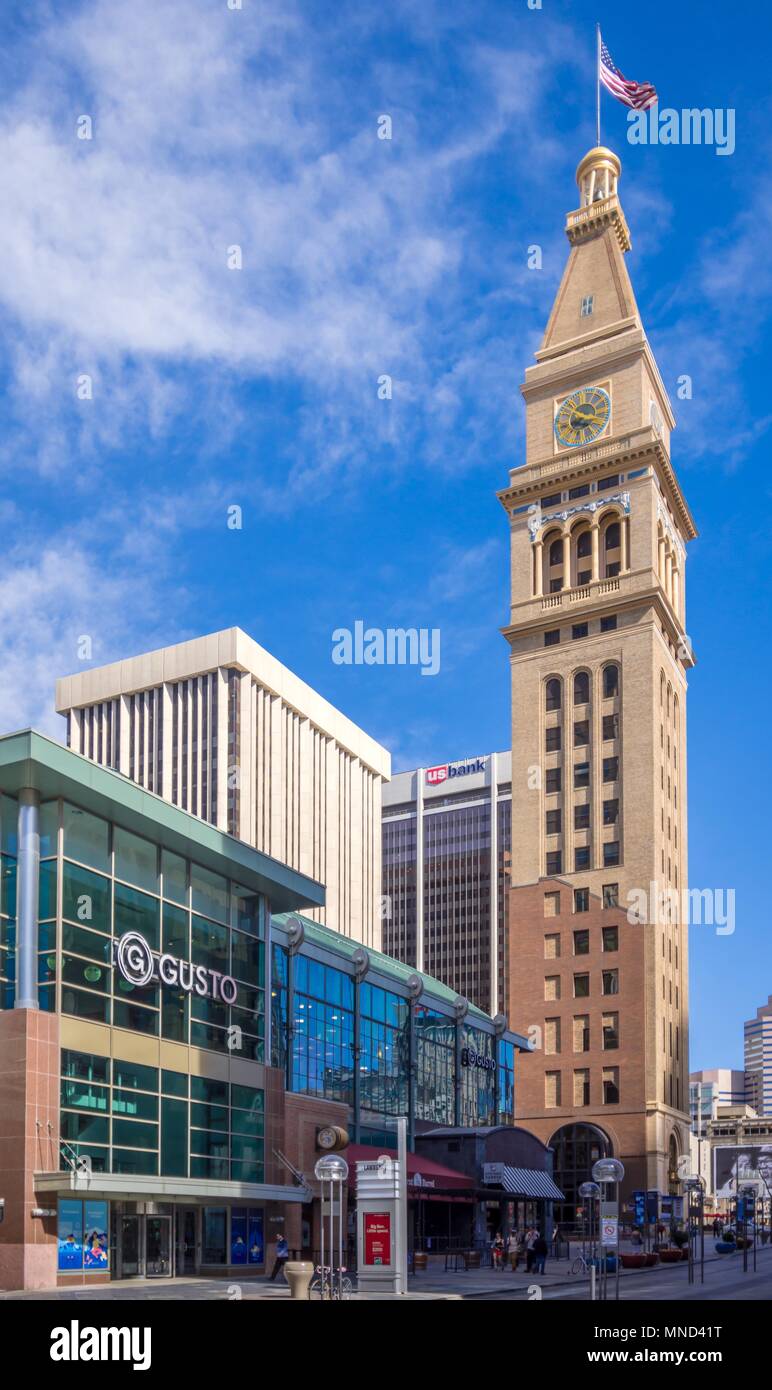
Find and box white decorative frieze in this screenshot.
[528,491,631,542]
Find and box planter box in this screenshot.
[620,1254,647,1270]
[658,1250,683,1264]
[644,1253,659,1267]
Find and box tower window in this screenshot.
[600,615,617,632]
[572,623,589,640]
[574,804,590,830]
[574,846,590,871]
[580,295,594,317]
[603,664,620,697]
[546,678,562,712]
[573,720,590,748]
[544,629,560,647]
[546,767,562,794]
[573,671,590,704]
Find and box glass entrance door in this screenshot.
[146,1215,172,1277]
[176,1209,197,1275]
[120,1215,141,1277]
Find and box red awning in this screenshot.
[346,1144,473,1192]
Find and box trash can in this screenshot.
[284,1261,315,1300]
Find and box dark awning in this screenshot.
[488,1166,564,1200]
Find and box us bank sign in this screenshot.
[426,757,486,787]
[114,931,238,1004]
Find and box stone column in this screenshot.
[620,516,628,572]
[591,524,600,582]
[15,789,40,1010]
[664,552,673,605]
[534,541,543,597]
[0,1008,60,1290]
[562,532,571,590]
[658,536,666,585]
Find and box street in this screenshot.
[473,1242,772,1301]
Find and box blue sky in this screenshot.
[0,0,769,1074]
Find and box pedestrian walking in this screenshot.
[533,1230,548,1275]
[269,1233,289,1281]
[525,1226,538,1274]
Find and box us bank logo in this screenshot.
[426,757,486,787]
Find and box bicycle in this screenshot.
[571,1251,594,1276]
[309,1263,353,1300]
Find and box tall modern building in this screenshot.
[381,752,511,1016]
[497,146,697,1203]
[55,629,390,947]
[744,997,772,1117]
[689,1069,747,1136]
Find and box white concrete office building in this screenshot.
[55,628,391,947]
[745,997,772,1118]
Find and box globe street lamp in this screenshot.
[314,1155,350,1299]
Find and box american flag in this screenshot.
[599,36,657,111]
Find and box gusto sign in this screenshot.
[114,932,238,1004]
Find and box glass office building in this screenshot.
[382,751,512,1016]
[271,912,523,1148]
[0,730,527,1291]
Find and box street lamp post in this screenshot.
[592,1158,625,1302]
[683,1176,705,1286]
[314,1154,349,1301]
[579,1180,601,1300]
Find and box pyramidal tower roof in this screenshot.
[538,146,640,364]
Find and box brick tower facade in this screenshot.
[498,147,697,1211]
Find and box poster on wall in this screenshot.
[248,1210,264,1265]
[714,1144,772,1199]
[364,1212,391,1267]
[231,1211,248,1264]
[58,1199,84,1271]
[83,1201,109,1269]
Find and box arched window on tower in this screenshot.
[573,671,590,706]
[603,664,619,699]
[545,531,565,594]
[545,679,562,713]
[604,521,621,578]
[574,529,592,586]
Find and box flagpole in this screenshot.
[596,23,601,146]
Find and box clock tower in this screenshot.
[498,147,697,1209]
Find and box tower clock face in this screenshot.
[554,386,611,448]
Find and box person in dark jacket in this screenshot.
[532,1231,548,1275]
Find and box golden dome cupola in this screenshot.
[566,146,631,253]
